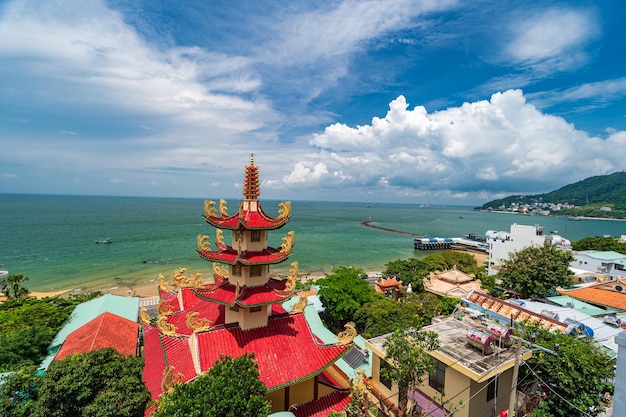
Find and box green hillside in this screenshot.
[479,172,626,218]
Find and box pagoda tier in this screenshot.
[141,312,351,400]
[203,199,291,230]
[196,245,292,266]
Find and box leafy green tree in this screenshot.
[518,325,614,417]
[154,353,270,417]
[353,295,423,338]
[383,258,428,289]
[572,236,626,254]
[0,366,42,417]
[0,294,100,372]
[0,274,29,299]
[497,245,575,298]
[316,266,375,327]
[381,328,440,416]
[32,348,150,417]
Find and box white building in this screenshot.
[486,224,546,276]
[572,251,626,281]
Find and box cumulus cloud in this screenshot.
[280,89,624,201]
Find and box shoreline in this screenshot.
[2,249,486,302]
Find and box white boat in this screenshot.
[0,270,8,279]
[95,238,113,244]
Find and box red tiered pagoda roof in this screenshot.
[142,312,349,399]
[196,245,292,265]
[194,313,349,391]
[292,391,352,417]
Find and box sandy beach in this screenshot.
[0,250,488,303]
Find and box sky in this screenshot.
[1,0,625,206]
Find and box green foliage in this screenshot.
[497,245,575,298]
[353,295,423,338]
[316,266,375,326]
[0,274,29,299]
[0,294,100,372]
[0,366,42,417]
[383,252,483,289]
[572,236,626,254]
[154,353,270,417]
[381,328,440,415]
[1,349,150,417]
[518,325,614,417]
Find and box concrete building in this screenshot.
[486,224,546,276]
[571,251,626,281]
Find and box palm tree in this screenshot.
[0,273,29,299]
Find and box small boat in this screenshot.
[459,216,464,219]
[95,238,113,244]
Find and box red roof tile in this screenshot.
[195,313,348,391]
[202,202,290,230]
[55,312,138,361]
[187,279,291,307]
[292,391,351,417]
[196,247,292,265]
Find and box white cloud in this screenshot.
[281,89,624,201]
[505,8,598,73]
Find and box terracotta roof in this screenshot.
[558,286,626,311]
[466,291,568,332]
[55,312,139,361]
[197,247,292,265]
[431,265,474,283]
[292,391,351,417]
[194,313,349,391]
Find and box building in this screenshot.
[366,314,532,417]
[423,265,482,298]
[571,250,626,281]
[141,156,355,415]
[486,224,546,276]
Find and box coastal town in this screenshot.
[1,158,625,417]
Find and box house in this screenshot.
[365,314,532,417]
[423,265,482,298]
[571,250,626,281]
[486,224,546,276]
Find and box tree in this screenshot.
[497,245,574,298]
[572,236,626,254]
[518,325,614,417]
[0,366,42,417]
[316,266,375,327]
[0,274,29,299]
[383,258,428,290]
[153,353,270,417]
[381,328,440,416]
[353,295,423,338]
[32,348,150,417]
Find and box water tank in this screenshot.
[466,328,495,355]
[486,323,513,341]
[604,315,622,327]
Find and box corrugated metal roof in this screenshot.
[578,250,626,261]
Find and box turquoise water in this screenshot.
[2,194,626,292]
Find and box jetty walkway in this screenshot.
[359,220,427,238]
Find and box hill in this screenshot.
[479,172,626,218]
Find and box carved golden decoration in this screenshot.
[186,312,212,333]
[219,199,228,216]
[213,262,229,279]
[278,201,291,218]
[284,261,298,292]
[191,272,204,288]
[235,280,241,298]
[156,315,177,337]
[280,230,295,254]
[351,369,370,411]
[157,274,169,292]
[161,365,183,395]
[336,322,357,346]
[204,200,217,217]
[139,307,151,324]
[215,229,225,246]
[197,234,211,251]
[172,268,203,288]
[157,300,174,316]
[291,296,308,313]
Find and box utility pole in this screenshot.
[508,338,523,416]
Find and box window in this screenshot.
[487,376,498,401]
[250,265,263,277]
[251,230,261,242]
[429,360,445,393]
[233,264,241,277]
[250,306,262,313]
[379,361,393,390]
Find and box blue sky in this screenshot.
[1,0,625,205]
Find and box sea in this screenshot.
[2,193,626,293]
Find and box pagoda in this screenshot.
[142,155,355,414]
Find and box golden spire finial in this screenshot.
[250,153,254,165]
